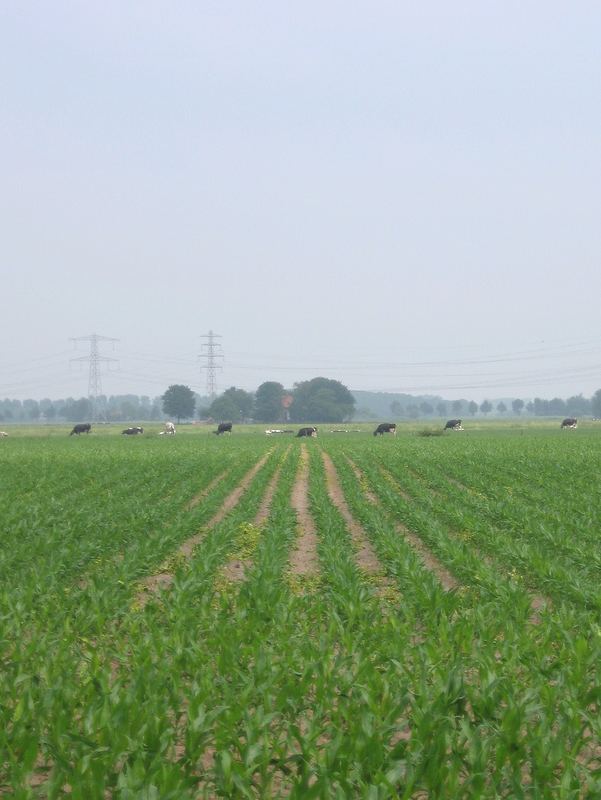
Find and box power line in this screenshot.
[70,334,119,421]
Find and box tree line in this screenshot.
[163,378,356,423]
[2,384,601,423]
[387,393,599,420]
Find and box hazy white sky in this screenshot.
[2,2,600,401]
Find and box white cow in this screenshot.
[0,432,8,438]
[164,421,176,435]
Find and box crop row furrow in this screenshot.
[135,449,275,606]
[384,454,600,611]
[344,455,459,593]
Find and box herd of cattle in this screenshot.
[0,418,582,440]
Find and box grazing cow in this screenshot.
[164,421,176,435]
[0,431,8,438]
[444,419,464,431]
[561,418,578,429]
[214,422,233,435]
[297,426,318,438]
[70,423,91,436]
[122,426,144,435]
[373,423,397,436]
[265,429,284,435]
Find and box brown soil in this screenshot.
[352,459,459,592]
[187,470,229,509]
[178,451,272,559]
[289,445,319,576]
[254,447,290,526]
[220,448,291,584]
[378,465,412,503]
[221,558,250,582]
[395,522,458,592]
[345,456,378,504]
[320,451,381,575]
[440,478,552,621]
[136,452,272,605]
[383,467,551,615]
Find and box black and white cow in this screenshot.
[373,423,397,436]
[70,423,91,436]
[214,422,233,435]
[561,418,578,429]
[297,426,318,438]
[163,421,176,435]
[444,419,464,431]
[122,426,144,435]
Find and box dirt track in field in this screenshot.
[289,445,319,576]
[253,448,289,526]
[136,452,272,604]
[438,472,551,619]
[321,451,382,575]
[376,463,550,618]
[221,448,290,583]
[186,470,229,510]
[348,457,458,592]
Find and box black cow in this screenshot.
[70,423,91,436]
[373,423,396,436]
[297,426,318,438]
[561,418,578,429]
[444,419,464,431]
[214,422,233,435]
[122,426,144,435]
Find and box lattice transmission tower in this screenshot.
[70,333,119,421]
[199,330,223,399]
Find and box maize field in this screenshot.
[2,428,601,798]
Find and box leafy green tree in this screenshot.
[452,399,463,415]
[419,401,434,416]
[254,382,285,422]
[291,377,355,423]
[548,397,566,416]
[23,399,40,420]
[120,400,139,421]
[208,395,240,422]
[390,400,402,415]
[209,387,254,422]
[497,401,507,414]
[468,400,478,416]
[162,384,195,423]
[436,401,447,417]
[565,394,591,416]
[63,397,92,422]
[592,389,601,418]
[480,400,492,415]
[511,398,525,415]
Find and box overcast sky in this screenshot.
[2,2,600,402]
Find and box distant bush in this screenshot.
[417,427,444,437]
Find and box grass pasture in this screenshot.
[2,425,601,797]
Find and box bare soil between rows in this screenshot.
[221,447,291,583]
[349,457,458,591]
[321,451,382,575]
[136,452,272,604]
[289,445,319,576]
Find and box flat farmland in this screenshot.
[2,428,601,798]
